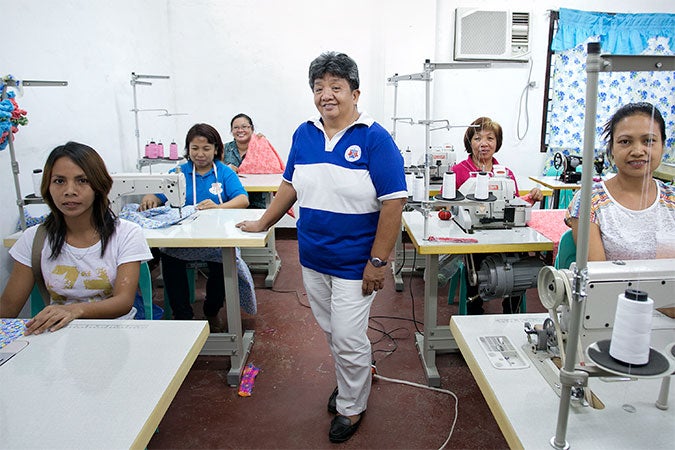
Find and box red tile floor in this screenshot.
[147,234,548,449]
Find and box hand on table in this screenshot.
[522,187,544,204]
[25,304,81,335]
[235,220,267,233]
[196,199,221,210]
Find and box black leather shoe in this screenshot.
[327,387,338,414]
[329,413,364,443]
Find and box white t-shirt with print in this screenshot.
[9,219,152,318]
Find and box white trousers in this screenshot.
[301,266,376,416]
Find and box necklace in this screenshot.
[66,244,98,261]
[65,230,100,261]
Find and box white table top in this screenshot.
[238,173,283,192]
[3,209,271,250]
[529,175,582,190]
[0,319,208,449]
[135,208,270,248]
[450,314,675,450]
[402,211,553,255]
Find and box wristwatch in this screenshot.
[369,257,388,268]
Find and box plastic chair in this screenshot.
[555,229,576,269]
[30,261,156,319]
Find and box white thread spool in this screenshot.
[442,170,456,199]
[32,169,43,198]
[403,148,412,167]
[474,171,489,200]
[609,289,653,365]
[412,175,425,202]
[405,171,414,197]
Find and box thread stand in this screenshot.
[1,76,68,230]
[549,46,675,450]
[130,72,187,171]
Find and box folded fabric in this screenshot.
[238,133,285,174]
[119,203,197,229]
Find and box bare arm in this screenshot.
[23,261,141,335]
[0,261,35,318]
[236,180,297,232]
[362,198,407,295]
[197,193,249,210]
[569,218,606,261]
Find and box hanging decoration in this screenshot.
[0,76,29,151]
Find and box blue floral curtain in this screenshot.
[544,8,675,174]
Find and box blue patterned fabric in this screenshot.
[119,203,197,228]
[544,10,674,175]
[552,9,675,54]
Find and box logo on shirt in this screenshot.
[209,182,223,196]
[344,145,362,162]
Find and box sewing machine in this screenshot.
[451,172,531,231]
[552,151,583,183]
[109,171,186,215]
[526,259,675,409]
[429,148,457,182]
[538,259,675,354]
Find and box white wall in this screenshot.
[1,0,672,289]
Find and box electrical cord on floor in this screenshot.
[270,288,309,308]
[395,241,407,276]
[373,371,459,450]
[403,247,424,334]
[368,317,412,361]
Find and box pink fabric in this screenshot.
[236,134,294,217]
[527,209,568,261]
[238,134,285,174]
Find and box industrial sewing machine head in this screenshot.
[429,147,457,182]
[452,168,531,232]
[523,259,675,409]
[537,259,675,354]
[109,170,186,215]
[552,151,583,183]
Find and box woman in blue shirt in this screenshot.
[140,123,249,329]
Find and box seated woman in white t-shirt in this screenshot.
[0,142,153,335]
[566,102,675,260]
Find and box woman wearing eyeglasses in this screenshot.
[224,113,284,209]
[224,113,256,173]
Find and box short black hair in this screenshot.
[308,51,360,91]
[603,102,666,160]
[230,113,254,131]
[183,123,225,160]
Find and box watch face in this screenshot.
[370,257,386,267]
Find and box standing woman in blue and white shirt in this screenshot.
[236,52,407,443]
[140,123,249,328]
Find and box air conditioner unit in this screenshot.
[454,8,530,62]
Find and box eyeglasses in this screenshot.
[232,125,252,131]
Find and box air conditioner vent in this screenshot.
[454,8,530,62]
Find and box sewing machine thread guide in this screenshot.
[478,335,530,369]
